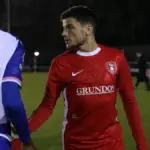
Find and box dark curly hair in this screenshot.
[60,5,98,33]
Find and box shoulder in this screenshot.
[100,44,123,57]
[0,30,19,44]
[55,50,73,59]
[98,44,126,67]
[52,50,74,64]
[0,30,21,54]
[99,44,125,63]
[0,30,24,66]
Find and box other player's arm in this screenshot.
[117,52,148,150]
[2,41,32,145]
[28,58,64,132]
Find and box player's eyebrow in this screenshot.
[63,23,75,28]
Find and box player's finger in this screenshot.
[11,131,19,139]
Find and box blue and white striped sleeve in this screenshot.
[2,41,24,86]
[1,40,31,144]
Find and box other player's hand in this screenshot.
[11,124,19,139]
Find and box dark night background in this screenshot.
[1,0,150,66]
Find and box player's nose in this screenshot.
[62,30,68,37]
[62,33,68,41]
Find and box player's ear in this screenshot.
[85,24,93,36]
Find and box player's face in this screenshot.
[62,18,88,49]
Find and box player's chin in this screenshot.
[66,43,74,49]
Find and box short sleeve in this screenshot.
[2,41,25,86]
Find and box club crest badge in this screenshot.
[105,62,117,75]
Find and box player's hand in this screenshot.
[11,139,21,150]
[136,144,148,150]
[11,140,37,150]
[22,142,36,150]
[11,124,36,150]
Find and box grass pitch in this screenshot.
[21,73,150,150]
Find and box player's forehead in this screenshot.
[62,17,80,27]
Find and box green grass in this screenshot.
[21,73,150,150]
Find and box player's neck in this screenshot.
[79,38,98,52]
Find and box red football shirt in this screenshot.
[28,44,147,150]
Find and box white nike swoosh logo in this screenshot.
[72,70,84,76]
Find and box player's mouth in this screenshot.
[64,39,71,44]
[64,40,68,44]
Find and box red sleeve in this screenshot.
[28,58,64,132]
[117,52,148,150]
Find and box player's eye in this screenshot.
[66,24,75,30]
